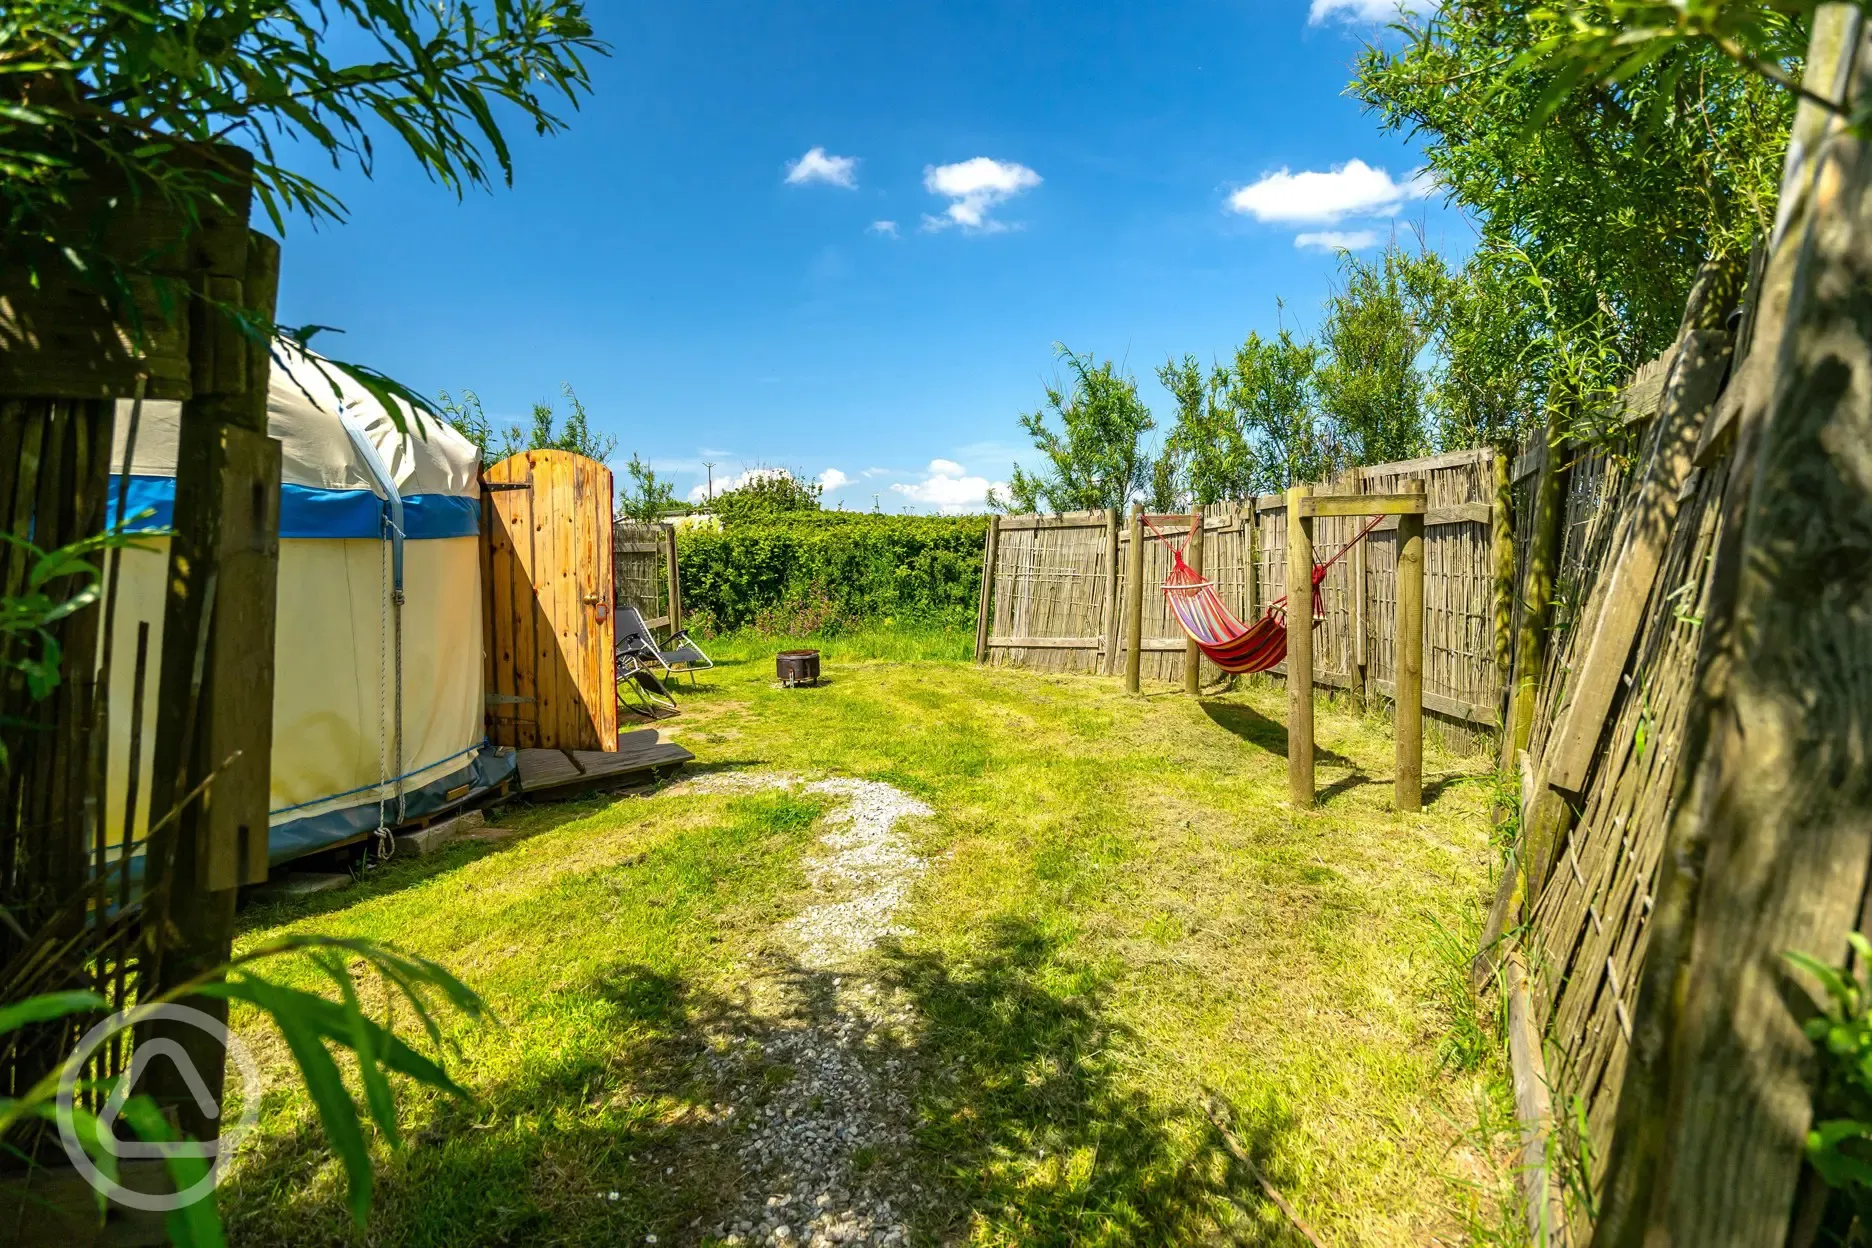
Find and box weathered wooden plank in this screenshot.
[1545,284,1735,794]
[515,735,693,798]
[995,512,1110,531]
[1367,683,1501,727]
[1300,492,1428,518]
[1505,953,1569,1247]
[986,635,1102,650]
[1352,447,1495,478]
[200,425,279,891]
[1358,503,1494,533]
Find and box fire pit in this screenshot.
[776,649,821,688]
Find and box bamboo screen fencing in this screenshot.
[977,447,1502,750]
[1485,269,1754,1243]
[613,521,682,632]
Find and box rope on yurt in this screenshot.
[370,516,395,864]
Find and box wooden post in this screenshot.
[1101,507,1121,674]
[1491,449,1516,690]
[1183,504,1204,695]
[142,219,281,1141]
[1245,498,1260,624]
[1123,503,1146,694]
[974,513,1000,663]
[1352,499,1369,706]
[1395,479,1425,812]
[1506,407,1570,762]
[663,521,682,635]
[1287,485,1314,807]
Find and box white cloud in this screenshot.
[1308,0,1433,24]
[1226,159,1431,224]
[890,459,1007,514]
[868,220,900,238]
[921,157,1041,232]
[687,466,794,503]
[820,468,852,492]
[1295,229,1380,252]
[785,146,859,189]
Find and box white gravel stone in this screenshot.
[683,772,933,1248]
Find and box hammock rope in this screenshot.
[1144,509,1386,675]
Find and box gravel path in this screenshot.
[678,773,932,1248]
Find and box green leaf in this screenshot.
[115,1095,225,1248]
[0,989,109,1034]
[239,978,375,1226]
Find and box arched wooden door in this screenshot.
[482,449,618,751]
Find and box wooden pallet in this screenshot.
[514,729,693,800]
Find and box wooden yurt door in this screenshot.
[482,449,618,751]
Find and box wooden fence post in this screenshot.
[1183,504,1204,695]
[1287,485,1314,807]
[1395,479,1425,813]
[663,521,682,635]
[975,513,1000,663]
[1101,508,1121,674]
[1352,480,1370,706]
[1245,498,1260,624]
[1509,420,1569,760]
[1491,449,1516,691]
[1124,504,1145,694]
[142,219,282,1141]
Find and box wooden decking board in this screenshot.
[514,729,693,798]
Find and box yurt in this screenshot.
[105,347,515,867]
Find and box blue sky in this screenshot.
[276,0,1460,512]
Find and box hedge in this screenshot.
[676,512,988,635]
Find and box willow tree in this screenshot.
[1353,0,1795,438]
[1,0,602,405]
[1000,345,1158,514]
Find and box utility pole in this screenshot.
[703,461,715,502]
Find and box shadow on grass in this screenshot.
[1200,701,1355,770]
[220,962,771,1246]
[223,924,1308,1245]
[881,915,1306,1245]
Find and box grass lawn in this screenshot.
[221,628,1518,1246]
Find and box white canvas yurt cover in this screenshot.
[106,347,514,865]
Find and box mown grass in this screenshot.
[222,628,1517,1245]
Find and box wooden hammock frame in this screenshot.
[1286,481,1427,812]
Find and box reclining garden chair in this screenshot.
[617,646,679,717]
[615,606,714,686]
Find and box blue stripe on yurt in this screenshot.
[106,475,479,539]
[266,747,520,866]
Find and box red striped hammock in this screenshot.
[1156,513,1383,675]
